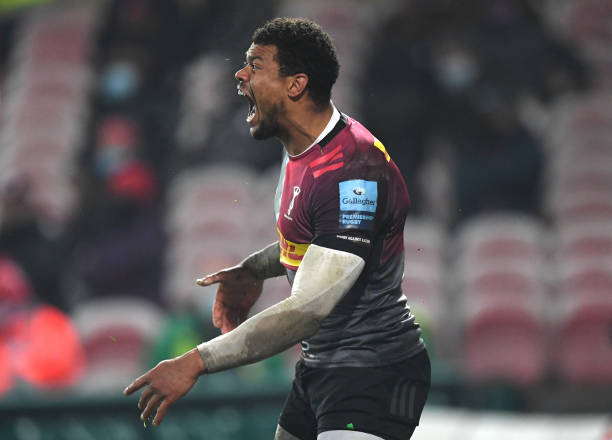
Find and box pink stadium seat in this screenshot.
[465,270,543,309]
[21,81,82,104]
[556,192,612,223]
[72,297,163,391]
[564,0,612,45]
[453,213,544,265]
[452,256,544,305]
[167,199,252,237]
[549,94,612,149]
[464,307,547,385]
[469,238,540,263]
[557,222,612,261]
[402,274,441,302]
[559,170,612,196]
[402,263,443,320]
[558,259,612,296]
[403,219,445,265]
[554,299,612,384]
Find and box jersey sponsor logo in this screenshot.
[277,227,309,269]
[284,186,301,220]
[338,180,377,230]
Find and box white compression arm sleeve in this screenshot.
[241,241,286,280]
[197,244,365,373]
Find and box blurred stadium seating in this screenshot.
[0,0,611,438]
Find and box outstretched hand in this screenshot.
[123,348,205,427]
[196,265,263,334]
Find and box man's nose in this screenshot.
[235,65,248,82]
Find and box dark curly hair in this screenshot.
[252,17,340,109]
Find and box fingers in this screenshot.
[196,274,217,286]
[141,393,163,423]
[196,270,226,286]
[152,399,172,427]
[138,387,155,410]
[196,265,242,286]
[124,373,149,396]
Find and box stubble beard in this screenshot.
[251,101,284,141]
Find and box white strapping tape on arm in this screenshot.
[198,244,365,373]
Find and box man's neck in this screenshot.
[279,103,334,156]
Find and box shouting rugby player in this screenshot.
[125,17,430,440]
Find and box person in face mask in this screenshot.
[97,45,151,106]
[432,39,479,96]
[92,115,140,178]
[99,60,141,103]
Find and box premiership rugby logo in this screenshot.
[338,179,378,230]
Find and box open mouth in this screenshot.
[238,88,257,124]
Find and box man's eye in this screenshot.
[243,61,257,71]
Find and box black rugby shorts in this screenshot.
[278,349,430,440]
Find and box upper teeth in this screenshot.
[237,89,246,97]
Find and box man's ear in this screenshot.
[287,73,309,99]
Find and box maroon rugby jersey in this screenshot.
[274,113,424,367]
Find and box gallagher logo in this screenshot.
[341,197,376,206]
[338,179,378,213]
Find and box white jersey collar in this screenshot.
[289,104,340,158]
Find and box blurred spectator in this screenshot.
[452,85,544,224]
[362,0,587,217]
[0,176,68,310]
[171,0,281,171]
[14,305,85,389]
[94,45,179,180]
[93,0,191,182]
[177,0,277,55]
[472,0,589,102]
[0,257,84,392]
[98,0,188,69]
[0,256,32,396]
[70,158,165,305]
[361,1,437,211]
[93,115,141,177]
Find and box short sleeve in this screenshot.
[308,167,387,259]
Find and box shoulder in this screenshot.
[308,115,393,190]
[341,116,391,166]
